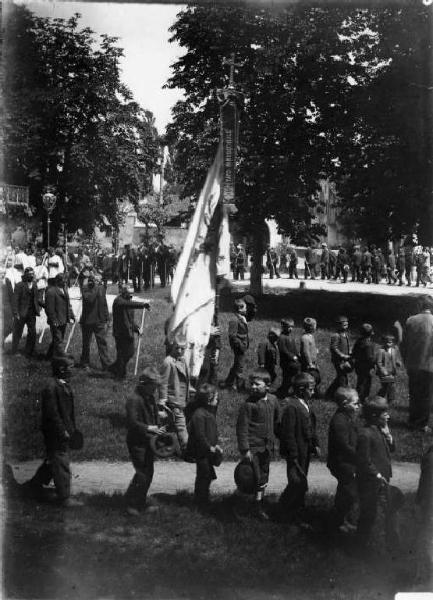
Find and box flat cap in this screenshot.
[364,396,389,414]
[293,372,315,388]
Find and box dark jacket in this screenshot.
[228,314,249,354]
[352,250,363,267]
[12,281,40,319]
[80,285,109,326]
[258,340,278,369]
[126,384,160,448]
[327,409,359,480]
[41,379,76,450]
[186,405,218,459]
[45,285,74,326]
[278,332,299,367]
[278,397,319,470]
[236,394,280,454]
[112,295,146,340]
[352,337,377,373]
[330,331,351,367]
[357,424,394,482]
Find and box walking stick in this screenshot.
[134,307,147,376]
[64,321,77,353]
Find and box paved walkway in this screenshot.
[232,273,433,297]
[10,460,420,497]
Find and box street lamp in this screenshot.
[42,191,56,248]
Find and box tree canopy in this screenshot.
[3,5,160,243]
[165,4,432,246]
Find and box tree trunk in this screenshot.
[249,227,264,296]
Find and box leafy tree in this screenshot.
[165,4,432,292]
[3,5,160,245]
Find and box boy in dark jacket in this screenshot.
[327,387,360,531]
[186,383,222,509]
[125,366,166,516]
[277,318,300,398]
[21,356,83,507]
[223,299,249,391]
[236,370,280,519]
[278,372,321,521]
[326,315,352,401]
[376,334,400,404]
[356,396,398,548]
[351,323,377,403]
[258,328,280,384]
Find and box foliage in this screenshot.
[165,5,433,247]
[3,5,160,243]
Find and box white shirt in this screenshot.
[34,264,49,290]
[47,254,64,279]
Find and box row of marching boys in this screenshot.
[255,314,400,406]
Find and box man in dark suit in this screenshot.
[11,267,41,356]
[356,396,398,548]
[79,275,110,370]
[326,315,352,400]
[108,285,150,379]
[21,356,83,507]
[401,295,433,432]
[125,366,165,516]
[327,387,360,532]
[278,372,321,521]
[222,299,249,391]
[45,273,75,358]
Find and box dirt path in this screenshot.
[11,460,420,497]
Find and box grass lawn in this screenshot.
[3,490,424,600]
[3,285,430,463]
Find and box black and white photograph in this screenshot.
[1,0,433,597]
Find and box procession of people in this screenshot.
[3,235,433,582]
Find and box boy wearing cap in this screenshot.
[326,316,352,401]
[376,334,400,404]
[357,397,397,547]
[236,371,280,519]
[352,324,377,403]
[186,383,222,509]
[242,294,257,322]
[278,318,300,398]
[300,317,321,394]
[109,285,150,380]
[125,366,166,516]
[223,299,249,392]
[258,328,280,384]
[160,334,191,450]
[327,387,360,532]
[21,356,83,507]
[278,373,320,520]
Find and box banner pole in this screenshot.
[134,307,147,376]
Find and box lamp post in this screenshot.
[42,191,56,248]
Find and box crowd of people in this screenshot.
[3,238,433,584]
[230,240,433,287]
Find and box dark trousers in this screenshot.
[357,480,399,548]
[225,351,246,389]
[278,361,300,397]
[234,267,245,280]
[352,265,362,282]
[288,263,298,279]
[326,367,349,400]
[378,381,396,404]
[333,473,358,526]
[47,324,67,358]
[12,313,37,355]
[305,263,315,279]
[252,449,271,491]
[387,268,397,284]
[279,458,309,514]
[272,262,280,278]
[363,267,372,283]
[132,272,142,292]
[194,456,216,505]
[335,265,348,282]
[81,323,110,368]
[408,370,433,428]
[356,370,373,403]
[321,264,329,279]
[111,336,135,379]
[125,445,154,509]
[30,451,71,500]
[405,265,413,285]
[264,362,277,384]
